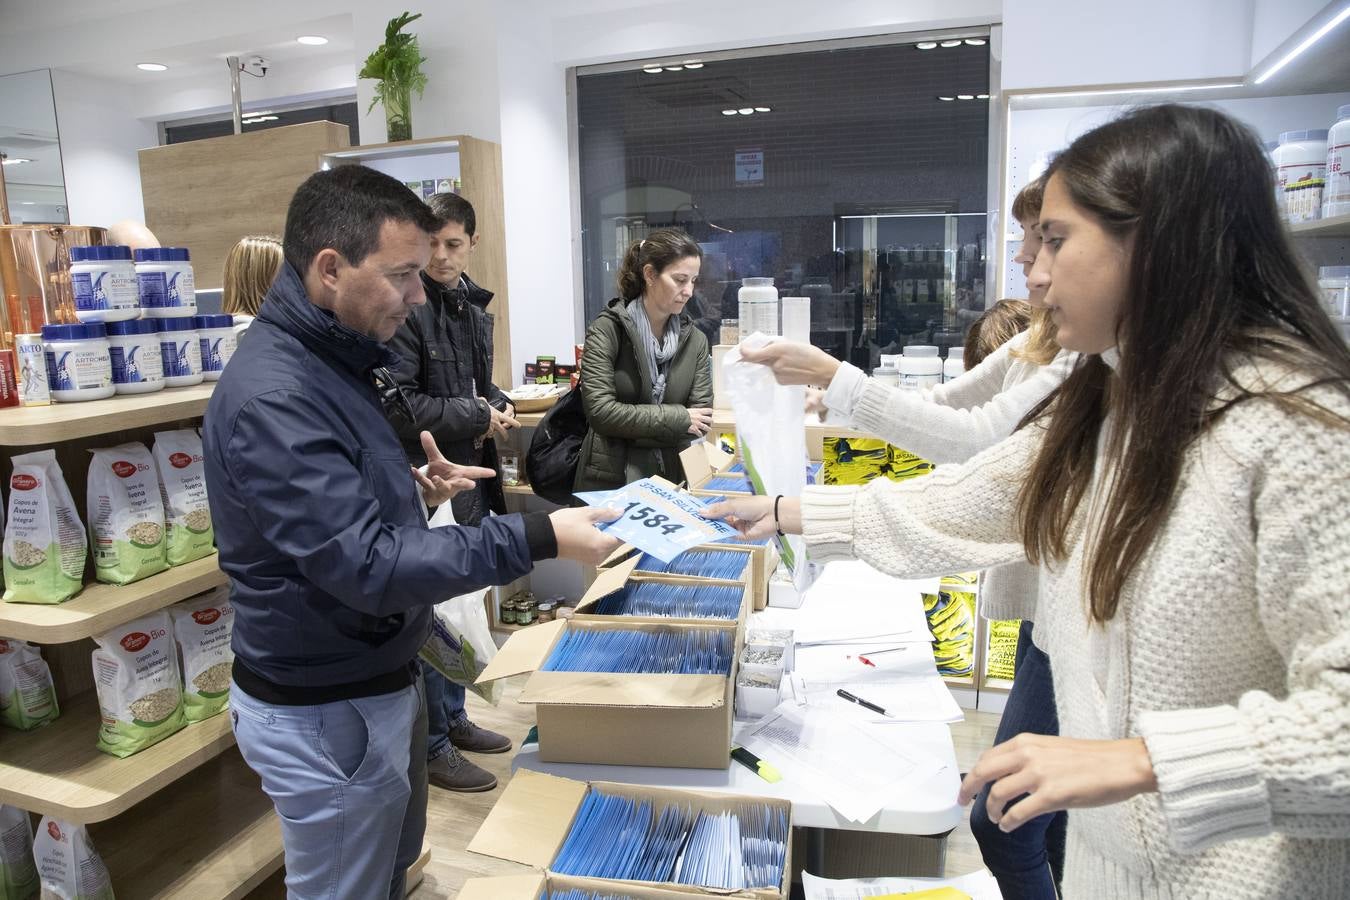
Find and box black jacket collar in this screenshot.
[256,262,398,376]
[420,270,494,312]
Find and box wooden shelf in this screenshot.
[92,749,283,899]
[514,411,545,428]
[0,383,214,446]
[1289,212,1350,238]
[982,677,1016,693]
[942,674,976,688]
[502,483,535,496]
[0,690,235,823]
[0,554,224,643]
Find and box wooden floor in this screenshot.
[249,676,1002,898]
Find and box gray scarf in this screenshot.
[628,297,681,403]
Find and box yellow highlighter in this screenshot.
[870,890,971,900]
[730,746,782,783]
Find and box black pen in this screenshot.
[836,688,890,717]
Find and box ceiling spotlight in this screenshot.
[940,40,962,48]
[137,63,168,72]
[957,94,974,100]
[916,41,938,50]
[754,106,771,113]
[664,65,684,71]
[296,35,329,45]
[937,96,955,101]
[964,38,987,46]
[643,65,663,74]
[738,108,754,115]
[683,61,704,69]
[721,109,739,116]
[977,93,990,99]
[21,202,34,205]
[1,158,32,166]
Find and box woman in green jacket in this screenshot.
[575,229,714,492]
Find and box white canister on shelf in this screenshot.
[898,345,942,392]
[738,277,778,339]
[156,317,204,387]
[15,332,50,406]
[780,296,811,344]
[943,347,966,383]
[135,247,197,317]
[42,323,115,402]
[1325,105,1350,219]
[70,245,140,323]
[1273,129,1328,222]
[873,366,899,388]
[105,319,166,395]
[193,315,237,381]
[1319,266,1350,319]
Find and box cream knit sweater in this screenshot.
[801,364,1350,898]
[823,331,1076,620]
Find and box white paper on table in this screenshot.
[741,701,938,823]
[802,868,1002,900]
[793,567,935,645]
[804,677,964,725]
[793,642,939,681]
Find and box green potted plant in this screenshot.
[359,11,428,143]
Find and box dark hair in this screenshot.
[427,192,476,237]
[964,299,1031,367]
[1010,175,1045,224]
[1018,103,1350,624]
[282,165,441,275]
[616,229,702,300]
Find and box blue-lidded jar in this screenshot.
[105,319,165,395]
[192,314,236,381]
[135,247,197,317]
[70,245,140,323]
[155,317,203,387]
[42,323,115,401]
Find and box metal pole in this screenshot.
[0,152,11,225]
[226,56,242,135]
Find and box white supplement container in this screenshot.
[156,317,204,387]
[873,365,899,388]
[944,347,966,383]
[898,345,942,392]
[105,319,165,395]
[15,332,50,406]
[42,323,115,402]
[780,296,811,344]
[1273,129,1328,223]
[738,277,779,340]
[1325,105,1350,219]
[878,353,903,370]
[1320,266,1350,318]
[135,247,197,317]
[194,314,237,380]
[70,245,140,322]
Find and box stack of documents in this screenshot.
[593,582,744,620]
[541,627,733,675]
[634,549,750,580]
[802,869,1001,900]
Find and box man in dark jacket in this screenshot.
[202,165,619,900]
[387,192,517,792]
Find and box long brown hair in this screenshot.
[616,229,702,301]
[222,234,283,316]
[1018,104,1350,624]
[964,299,1031,367]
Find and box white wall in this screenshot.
[1250,0,1337,67]
[133,51,357,123]
[49,70,158,227]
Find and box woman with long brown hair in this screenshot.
[709,104,1350,897]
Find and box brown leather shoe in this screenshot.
[448,719,512,754]
[427,746,497,792]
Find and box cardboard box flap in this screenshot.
[520,670,727,709]
[467,770,588,868]
[577,554,642,610]
[457,874,545,900]
[476,618,566,683]
[599,542,639,569]
[678,442,731,485]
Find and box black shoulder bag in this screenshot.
[524,382,588,506]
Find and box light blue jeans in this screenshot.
[229,675,428,900]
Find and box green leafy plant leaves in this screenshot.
[358,11,428,116]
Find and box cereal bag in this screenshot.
[170,587,234,723]
[33,817,113,900]
[92,611,185,757]
[0,804,38,899]
[0,638,58,730]
[87,443,168,585]
[152,430,214,566]
[2,450,85,605]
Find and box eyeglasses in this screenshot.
[372,366,415,427]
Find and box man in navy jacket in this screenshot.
[203,164,618,899]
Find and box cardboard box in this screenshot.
[477,619,738,768]
[575,554,753,625]
[596,541,770,611]
[467,771,791,899]
[460,873,716,900]
[679,443,753,497]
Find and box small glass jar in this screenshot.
[536,600,556,622]
[516,599,537,626]
[720,319,740,345]
[499,599,517,626]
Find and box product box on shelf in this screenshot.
[679,442,752,497]
[476,619,739,768]
[466,771,791,900]
[572,553,752,625]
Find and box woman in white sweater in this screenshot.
[710,104,1350,898]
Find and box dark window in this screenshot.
[163,102,359,145]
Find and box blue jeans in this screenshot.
[970,622,1067,900]
[422,660,468,761]
[229,675,428,900]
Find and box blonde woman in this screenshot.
[222,234,283,335]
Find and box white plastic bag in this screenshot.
[418,503,501,704]
[33,817,113,900]
[0,804,38,898]
[3,450,86,604]
[91,611,186,757]
[169,586,234,723]
[152,429,214,566]
[87,442,168,585]
[0,638,59,730]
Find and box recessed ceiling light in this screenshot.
[964,38,987,46]
[683,61,704,69]
[721,109,739,116]
[21,202,34,205]
[137,63,168,72]
[738,108,754,115]
[754,106,771,113]
[296,35,328,45]
[1,158,32,166]
[664,65,684,71]
[957,94,975,100]
[937,96,955,101]
[916,41,938,50]
[940,40,962,48]
[977,93,990,99]
[643,65,663,74]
